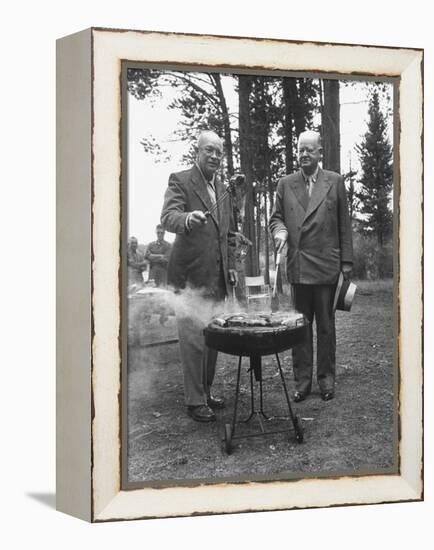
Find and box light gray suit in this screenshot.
[161,165,236,405]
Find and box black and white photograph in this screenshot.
[123,66,397,487]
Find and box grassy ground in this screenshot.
[126,279,396,484]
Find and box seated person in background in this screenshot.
[145,224,172,287]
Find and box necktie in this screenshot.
[307,176,314,198]
[207,180,216,205]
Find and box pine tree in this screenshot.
[281,77,319,174]
[322,80,340,173]
[238,74,258,276]
[127,68,235,178]
[356,90,393,247]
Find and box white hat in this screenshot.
[333,272,357,312]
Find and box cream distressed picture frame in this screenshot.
[56,27,423,522]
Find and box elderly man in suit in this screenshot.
[161,130,238,422]
[270,130,353,402]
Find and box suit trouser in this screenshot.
[151,265,168,288]
[292,284,336,394]
[175,269,226,406]
[176,304,218,406]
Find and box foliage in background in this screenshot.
[356,89,393,246]
[351,230,393,280]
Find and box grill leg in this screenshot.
[275,353,303,442]
[258,377,270,420]
[230,356,243,437]
[243,356,270,425]
[242,363,255,423]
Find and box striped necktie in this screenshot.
[207,180,216,205]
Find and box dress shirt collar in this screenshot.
[301,165,319,183]
[195,162,216,187]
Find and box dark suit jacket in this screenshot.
[160,165,236,298]
[269,168,353,285]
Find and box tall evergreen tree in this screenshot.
[356,90,393,246]
[281,77,319,174]
[238,75,258,276]
[322,79,341,173]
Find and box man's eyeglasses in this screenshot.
[200,146,223,159]
[298,147,321,155]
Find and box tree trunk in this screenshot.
[319,79,324,145]
[322,80,341,173]
[282,78,294,174]
[349,179,353,221]
[238,75,258,276]
[293,79,307,136]
[256,199,261,272]
[263,189,270,285]
[212,73,234,175]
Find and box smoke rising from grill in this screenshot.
[162,285,236,326]
[158,283,298,327]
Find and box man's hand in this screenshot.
[228,269,238,287]
[274,230,288,253]
[341,262,353,280]
[188,210,207,229]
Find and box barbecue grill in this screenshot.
[204,311,308,454]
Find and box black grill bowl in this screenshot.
[204,322,308,357]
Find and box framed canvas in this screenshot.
[56,27,423,522]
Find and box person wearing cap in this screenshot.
[145,225,172,287]
[269,130,353,402]
[160,130,238,422]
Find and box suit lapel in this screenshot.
[190,165,219,228]
[290,171,309,211]
[303,168,331,222]
[215,176,228,227]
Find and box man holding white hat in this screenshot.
[270,130,353,402]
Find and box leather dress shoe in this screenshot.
[187,404,216,422]
[207,395,225,410]
[293,391,308,403]
[321,391,334,401]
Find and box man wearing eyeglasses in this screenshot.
[270,130,353,403]
[161,130,238,422]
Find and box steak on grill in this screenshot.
[210,311,304,329]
